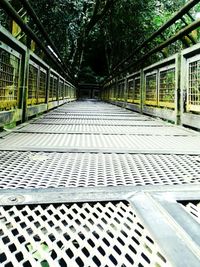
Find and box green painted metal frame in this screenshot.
[0,25,76,129]
[104,42,200,130]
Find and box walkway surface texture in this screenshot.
[0,100,200,266]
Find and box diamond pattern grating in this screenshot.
[0,201,170,267]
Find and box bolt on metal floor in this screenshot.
[0,100,200,266]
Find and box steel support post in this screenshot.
[140,69,145,114]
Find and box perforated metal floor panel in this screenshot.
[181,201,200,224]
[50,111,140,116]
[16,123,194,135]
[32,118,164,126]
[1,132,200,153]
[43,114,152,121]
[1,100,200,266]
[0,201,171,267]
[0,151,200,189]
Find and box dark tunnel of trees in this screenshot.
[1,0,200,84]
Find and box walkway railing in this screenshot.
[0,26,76,128]
[103,43,200,129]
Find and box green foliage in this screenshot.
[1,0,199,82]
[0,9,10,30]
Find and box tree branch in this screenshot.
[85,0,115,35]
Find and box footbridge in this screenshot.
[0,0,200,266]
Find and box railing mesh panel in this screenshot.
[145,74,157,103]
[188,60,200,111]
[159,68,175,107]
[38,69,46,104]
[0,48,20,110]
[28,64,38,106]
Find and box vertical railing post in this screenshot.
[180,53,187,126]
[115,78,118,102]
[123,75,128,108]
[36,64,40,105]
[57,76,60,104]
[175,53,181,125]
[46,68,50,109]
[157,69,160,108]
[140,69,145,114]
[20,48,30,122]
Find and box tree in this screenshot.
[2,0,198,82]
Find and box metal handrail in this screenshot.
[111,0,199,75]
[0,0,75,84]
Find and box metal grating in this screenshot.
[127,79,134,102]
[145,74,157,104]
[56,105,118,110]
[0,201,170,267]
[0,98,200,266]
[27,64,47,105]
[180,201,200,224]
[56,108,129,112]
[49,75,58,102]
[59,80,64,100]
[0,48,20,111]
[0,133,200,153]
[49,108,129,113]
[32,119,165,126]
[43,114,152,121]
[134,78,141,102]
[16,123,194,135]
[188,60,200,111]
[48,111,141,116]
[38,69,46,104]
[159,68,175,107]
[28,64,38,106]
[0,151,200,189]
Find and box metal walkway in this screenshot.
[0,100,200,267]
